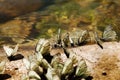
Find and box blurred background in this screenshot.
[0,0,120,45]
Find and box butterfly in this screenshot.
[29,70,41,80]
[23,58,31,70]
[75,59,88,77]
[3,44,24,61]
[0,61,6,74]
[101,25,117,41]
[62,58,74,75]
[3,44,19,57]
[22,58,42,80]
[94,32,103,49]
[35,38,50,55]
[46,68,60,80]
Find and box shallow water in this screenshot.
[0,0,120,44]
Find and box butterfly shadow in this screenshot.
[0,74,11,80]
[8,54,24,61]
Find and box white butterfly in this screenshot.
[102,25,117,41]
[3,44,19,57]
[28,70,41,80]
[35,38,45,52]
[35,52,43,62]
[30,61,43,74]
[23,57,43,79]
[0,61,6,74]
[23,58,31,70]
[35,38,50,55]
[41,59,52,69]
[75,59,88,77]
[46,68,60,80]
[62,59,74,75]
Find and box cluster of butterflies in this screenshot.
[21,38,90,80]
[51,25,117,49]
[0,25,117,80]
[1,38,89,80]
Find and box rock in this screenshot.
[0,0,50,22]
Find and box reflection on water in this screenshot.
[0,0,120,44]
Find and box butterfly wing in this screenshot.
[12,44,19,55]
[46,68,60,80]
[28,70,41,80]
[3,45,13,57]
[78,30,88,44]
[36,52,43,62]
[0,61,6,74]
[62,59,74,75]
[3,44,19,57]
[94,32,103,49]
[102,25,117,41]
[75,59,87,77]
[35,38,45,52]
[23,58,30,70]
[57,28,62,44]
